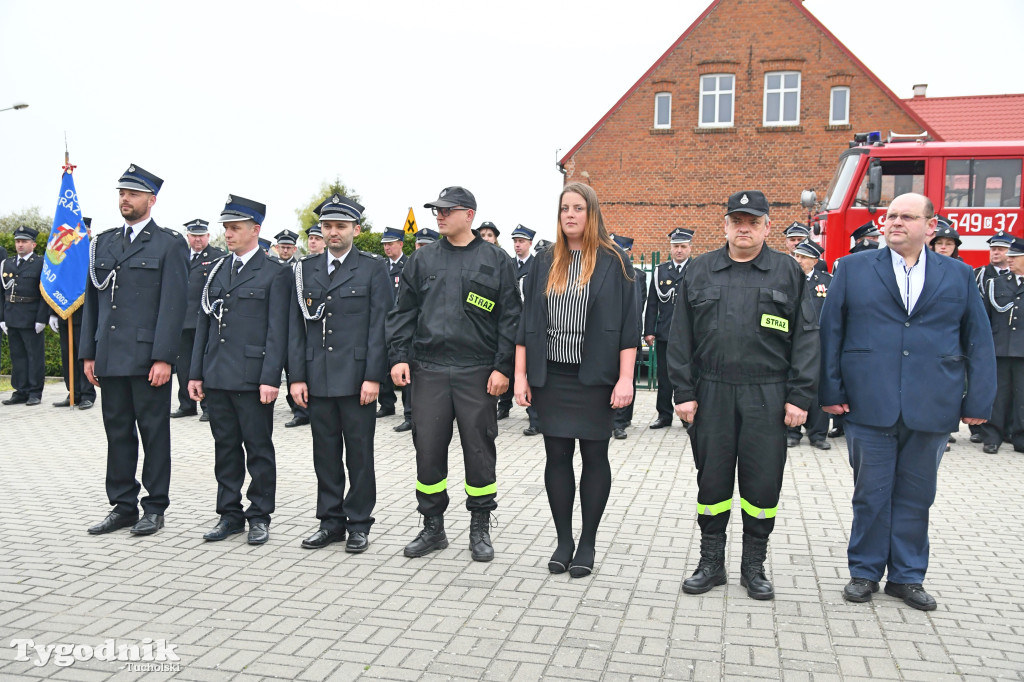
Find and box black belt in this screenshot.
[8,295,41,304]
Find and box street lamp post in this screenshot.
[0,103,29,113]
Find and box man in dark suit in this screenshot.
[820,192,996,610]
[1,226,50,406]
[290,194,392,552]
[502,224,541,434]
[376,227,412,432]
[171,219,226,421]
[645,227,692,428]
[610,233,647,439]
[188,195,290,546]
[81,164,189,536]
[787,239,832,449]
[50,217,96,410]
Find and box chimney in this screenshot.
[912,84,928,98]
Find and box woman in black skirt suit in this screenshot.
[514,182,639,577]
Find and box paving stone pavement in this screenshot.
[1,381,1023,681]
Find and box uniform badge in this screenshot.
[128,165,136,172]
[440,189,448,198]
[815,284,827,297]
[740,194,749,204]
[307,298,313,306]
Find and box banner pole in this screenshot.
[67,317,75,407]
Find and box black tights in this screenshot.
[544,436,611,566]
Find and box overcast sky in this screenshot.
[2,0,1022,249]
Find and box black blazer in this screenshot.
[516,246,638,387]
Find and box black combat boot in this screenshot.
[403,515,448,558]
[739,533,775,600]
[469,510,494,562]
[681,532,727,594]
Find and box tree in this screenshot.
[294,178,373,253]
[0,208,50,254]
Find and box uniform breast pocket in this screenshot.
[339,285,368,315]
[688,285,721,331]
[463,273,499,316]
[303,287,323,311]
[128,257,161,287]
[757,288,792,337]
[234,287,266,317]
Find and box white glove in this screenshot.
[49,315,59,333]
[35,322,46,334]
[0,321,7,335]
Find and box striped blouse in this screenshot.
[546,250,589,363]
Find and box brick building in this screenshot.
[558,0,935,258]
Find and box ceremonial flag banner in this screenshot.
[404,207,418,235]
[41,167,89,319]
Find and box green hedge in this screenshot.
[1,327,65,376]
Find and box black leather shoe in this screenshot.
[983,443,999,454]
[548,542,574,574]
[569,545,594,578]
[77,400,94,410]
[129,513,164,536]
[810,440,831,450]
[170,408,197,418]
[469,511,494,562]
[25,397,41,406]
[248,521,270,545]
[199,412,210,422]
[203,518,245,541]
[301,527,345,549]
[2,396,28,405]
[53,398,71,407]
[346,531,370,553]
[969,433,983,443]
[649,416,673,429]
[496,406,510,420]
[394,419,412,433]
[828,426,844,438]
[842,577,879,603]
[404,515,448,557]
[523,426,539,436]
[88,510,139,535]
[285,416,309,428]
[682,532,727,594]
[375,407,395,418]
[884,582,937,611]
[613,428,627,440]
[786,435,800,448]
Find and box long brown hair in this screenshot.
[546,182,631,295]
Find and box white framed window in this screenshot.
[763,71,801,126]
[699,74,734,127]
[830,86,850,125]
[654,92,672,129]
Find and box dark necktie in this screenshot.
[122,226,132,250]
[329,259,340,279]
[518,260,524,270]
[17,257,23,269]
[231,258,242,283]
[1000,269,1010,275]
[191,252,200,263]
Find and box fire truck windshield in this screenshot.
[824,151,863,210]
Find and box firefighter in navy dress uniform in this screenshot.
[290,194,392,552]
[171,218,226,421]
[0,226,49,406]
[377,227,412,432]
[644,227,692,428]
[783,221,827,273]
[610,233,647,439]
[306,223,325,256]
[849,221,881,254]
[189,195,291,546]
[271,229,309,427]
[979,237,1024,454]
[81,164,189,537]
[786,239,831,449]
[507,224,541,435]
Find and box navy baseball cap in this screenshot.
[725,190,769,217]
[424,186,476,210]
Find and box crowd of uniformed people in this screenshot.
[0,162,1010,607]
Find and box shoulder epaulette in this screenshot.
[161,227,185,239]
[360,250,381,259]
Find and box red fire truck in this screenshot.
[807,134,1024,268]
